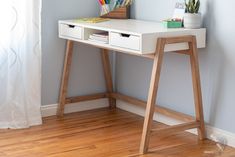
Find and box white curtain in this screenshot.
[0,0,42,128]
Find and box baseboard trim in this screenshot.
[41,98,109,117]
[116,100,235,148]
[41,99,235,148]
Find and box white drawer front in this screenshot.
[59,23,82,40]
[110,32,140,51]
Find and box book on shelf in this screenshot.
[88,38,108,44]
[88,32,109,44]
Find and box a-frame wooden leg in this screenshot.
[101,49,116,109]
[189,37,206,139]
[139,38,166,154]
[57,40,74,117]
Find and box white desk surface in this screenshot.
[59,19,206,54]
[59,19,205,35]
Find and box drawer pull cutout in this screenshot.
[120,33,130,38]
[68,25,75,28]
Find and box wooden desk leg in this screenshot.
[101,49,116,109]
[139,38,166,154]
[189,37,206,139]
[57,40,74,117]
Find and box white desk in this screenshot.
[57,19,206,154]
[59,19,205,54]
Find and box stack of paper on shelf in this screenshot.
[88,32,109,44]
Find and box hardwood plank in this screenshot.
[0,108,234,157]
[57,40,74,117]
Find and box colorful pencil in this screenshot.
[98,0,103,5]
[112,0,133,10]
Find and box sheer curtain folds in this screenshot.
[0,0,42,128]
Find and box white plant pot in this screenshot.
[184,13,202,29]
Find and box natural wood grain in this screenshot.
[101,49,116,109]
[111,93,195,122]
[189,36,206,140]
[151,121,200,136]
[173,50,190,55]
[65,93,108,104]
[164,35,194,44]
[57,40,74,117]
[101,6,130,19]
[140,38,166,154]
[139,35,206,154]
[0,108,234,157]
[57,36,206,155]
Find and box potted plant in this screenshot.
[184,0,201,29]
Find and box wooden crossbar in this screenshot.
[151,121,200,136]
[110,93,194,122]
[65,93,108,104]
[173,50,190,55]
[64,92,194,123]
[164,35,194,44]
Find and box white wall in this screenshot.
[116,0,235,133]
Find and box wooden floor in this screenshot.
[0,108,235,157]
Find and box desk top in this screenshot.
[59,19,206,55]
[59,19,205,35]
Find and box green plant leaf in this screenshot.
[195,0,200,13]
[185,0,200,13]
[192,0,195,5]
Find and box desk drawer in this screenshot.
[59,23,82,39]
[110,32,140,51]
